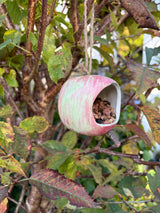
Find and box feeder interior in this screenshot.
[93,83,120,125]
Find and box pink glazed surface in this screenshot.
[58,75,117,136]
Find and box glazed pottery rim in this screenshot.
[91,81,121,127]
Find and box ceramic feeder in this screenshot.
[58,75,121,136]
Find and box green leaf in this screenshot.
[142,106,160,143]
[48,56,64,83]
[4,29,21,43]
[29,32,37,46]
[118,176,148,198]
[107,204,127,213]
[29,169,98,208]
[4,69,18,87]
[9,126,30,160]
[0,68,5,77]
[0,84,4,97]
[0,105,13,118]
[93,46,114,71]
[20,116,49,133]
[1,172,11,185]
[145,2,158,12]
[43,140,67,153]
[0,122,14,150]
[6,0,27,24]
[148,170,160,193]
[0,14,6,27]
[59,155,77,180]
[61,131,77,149]
[3,29,21,52]
[47,47,72,83]
[7,55,24,70]
[0,149,26,176]
[110,10,118,31]
[47,152,69,170]
[145,46,160,66]
[87,164,102,185]
[42,25,56,63]
[143,205,160,213]
[127,58,160,96]
[0,39,12,50]
[94,36,109,47]
[54,197,69,211]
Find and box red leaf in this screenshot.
[127,59,160,96]
[29,169,98,208]
[93,185,118,199]
[126,124,152,148]
[142,106,160,144]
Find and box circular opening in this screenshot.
[92,83,120,125]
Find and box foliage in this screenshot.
[0,0,160,213]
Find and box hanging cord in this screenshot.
[84,0,94,75]
[84,0,88,70]
[89,2,94,75]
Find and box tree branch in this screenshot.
[24,0,48,85]
[0,3,14,29]
[70,0,80,33]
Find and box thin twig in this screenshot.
[14,184,27,213]
[0,77,23,120]
[8,197,25,210]
[81,145,139,160]
[0,3,14,29]
[103,199,154,204]
[121,92,136,111]
[120,195,140,213]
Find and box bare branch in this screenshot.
[0,3,14,29]
[44,77,66,104]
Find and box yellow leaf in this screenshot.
[122,141,139,155]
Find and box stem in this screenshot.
[119,195,140,213]
[14,184,27,213]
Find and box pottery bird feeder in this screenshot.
[58,75,121,136]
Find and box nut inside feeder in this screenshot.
[93,84,120,126]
